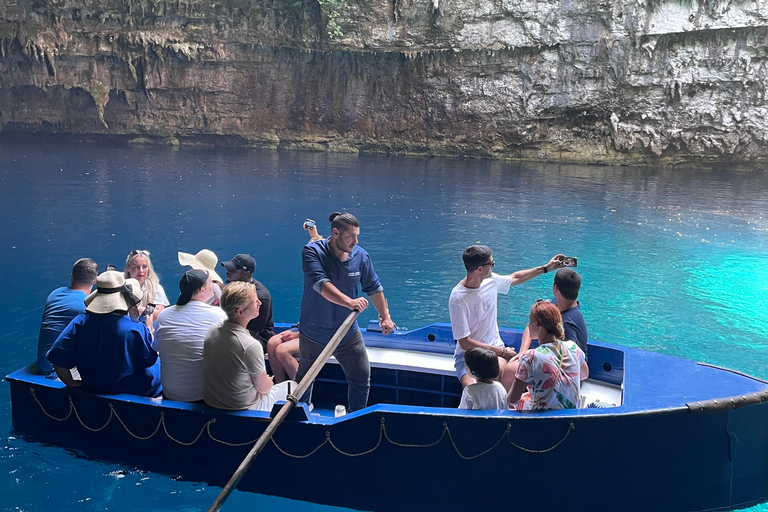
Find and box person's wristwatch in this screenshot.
[541,265,548,273]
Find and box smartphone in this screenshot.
[143,303,157,318]
[304,219,315,229]
[106,264,116,271]
[562,257,577,267]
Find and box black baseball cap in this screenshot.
[221,254,256,274]
[177,269,209,306]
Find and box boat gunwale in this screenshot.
[9,363,768,422]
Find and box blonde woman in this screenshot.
[203,281,295,411]
[124,249,170,321]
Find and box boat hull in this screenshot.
[8,363,768,512]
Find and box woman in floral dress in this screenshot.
[507,301,588,410]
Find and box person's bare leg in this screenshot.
[266,333,287,383]
[275,338,300,381]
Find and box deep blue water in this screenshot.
[1,140,768,511]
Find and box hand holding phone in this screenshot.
[143,303,157,319]
[561,256,577,267]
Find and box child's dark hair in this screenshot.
[464,347,500,381]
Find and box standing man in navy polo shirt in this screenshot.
[296,212,395,412]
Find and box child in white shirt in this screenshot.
[459,347,508,410]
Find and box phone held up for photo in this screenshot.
[304,219,316,229]
[561,256,577,267]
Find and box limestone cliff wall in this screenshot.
[0,0,766,164]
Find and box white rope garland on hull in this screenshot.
[29,387,574,458]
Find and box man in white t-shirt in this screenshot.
[449,245,565,388]
[154,269,227,402]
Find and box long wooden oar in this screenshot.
[208,309,360,512]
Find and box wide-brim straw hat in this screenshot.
[85,272,144,314]
[178,249,223,283]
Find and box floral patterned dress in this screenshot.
[514,340,586,411]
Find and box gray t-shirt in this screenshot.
[203,320,265,410]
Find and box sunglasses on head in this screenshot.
[130,249,151,257]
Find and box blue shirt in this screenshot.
[299,240,383,345]
[553,298,589,358]
[37,287,87,377]
[46,312,162,397]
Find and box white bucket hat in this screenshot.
[84,271,143,314]
[178,249,223,283]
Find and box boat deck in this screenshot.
[314,345,623,411]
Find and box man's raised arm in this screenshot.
[509,254,566,286]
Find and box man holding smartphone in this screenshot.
[449,246,566,389]
[295,212,395,412]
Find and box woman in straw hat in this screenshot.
[178,249,224,306]
[46,271,162,397]
[124,249,170,321]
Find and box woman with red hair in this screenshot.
[508,300,588,410]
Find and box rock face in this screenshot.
[0,0,766,164]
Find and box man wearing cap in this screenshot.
[221,254,275,345]
[154,269,227,402]
[36,258,99,378]
[178,249,225,306]
[46,271,161,397]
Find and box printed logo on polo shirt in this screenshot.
[348,271,361,277]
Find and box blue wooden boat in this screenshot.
[7,322,768,512]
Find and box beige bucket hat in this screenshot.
[84,271,143,314]
[178,249,223,283]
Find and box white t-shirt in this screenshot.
[141,282,170,307]
[459,381,508,410]
[154,301,227,402]
[449,273,512,358]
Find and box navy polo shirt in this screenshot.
[299,239,383,345]
[553,298,589,358]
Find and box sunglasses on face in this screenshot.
[477,260,495,269]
